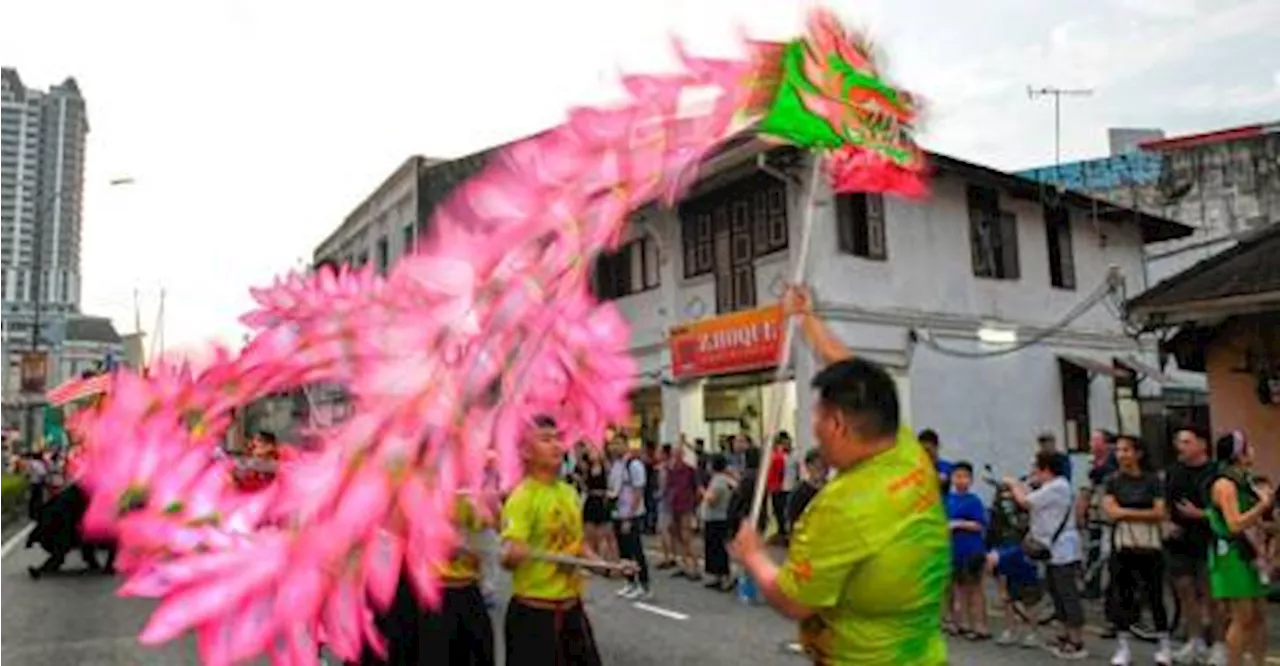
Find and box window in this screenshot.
[1044,205,1075,289]
[679,173,787,313]
[835,192,887,260]
[593,235,660,300]
[375,236,389,275]
[967,185,1019,280]
[681,173,787,279]
[1058,358,1091,453]
[402,224,415,256]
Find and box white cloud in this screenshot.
[1114,0,1200,19]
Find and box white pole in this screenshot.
[748,155,822,529]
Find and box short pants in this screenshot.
[952,552,987,584]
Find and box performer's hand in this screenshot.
[617,559,640,577]
[782,284,814,317]
[729,523,762,563]
[1175,499,1202,519]
[619,519,632,535]
[503,540,530,565]
[1256,483,1275,511]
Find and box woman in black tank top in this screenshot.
[581,448,617,565]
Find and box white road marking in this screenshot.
[631,601,689,621]
[2,523,34,560]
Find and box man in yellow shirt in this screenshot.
[501,415,604,666]
[732,286,950,665]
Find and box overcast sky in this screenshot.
[3,0,1278,352]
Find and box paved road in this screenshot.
[2,527,1227,666]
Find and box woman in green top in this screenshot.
[1207,432,1274,666]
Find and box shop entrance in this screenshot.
[703,370,795,453]
[628,385,663,446]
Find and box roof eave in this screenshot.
[927,153,1192,244]
[1129,291,1280,327]
[315,155,425,259]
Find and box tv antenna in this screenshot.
[1027,86,1094,169]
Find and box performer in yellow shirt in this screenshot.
[359,498,495,666]
[501,415,606,666]
[731,286,950,666]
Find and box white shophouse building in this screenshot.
[317,137,1192,472]
[600,140,1190,470]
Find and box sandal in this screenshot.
[965,631,992,641]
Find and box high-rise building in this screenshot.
[1,68,113,440]
[2,67,89,315]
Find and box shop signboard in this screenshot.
[669,304,784,380]
[20,351,49,394]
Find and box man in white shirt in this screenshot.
[611,439,652,600]
[1005,450,1087,660]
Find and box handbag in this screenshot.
[1113,520,1163,551]
[1023,503,1071,561]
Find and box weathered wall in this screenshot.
[1206,315,1280,480]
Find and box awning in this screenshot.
[1116,355,1177,385]
[1058,354,1126,378]
[46,374,111,406]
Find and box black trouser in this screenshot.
[770,491,791,537]
[643,492,657,534]
[614,519,650,587]
[36,543,100,574]
[1045,563,1085,629]
[1106,549,1168,633]
[703,519,730,576]
[1084,524,1105,598]
[359,580,494,666]
[27,483,44,521]
[505,598,601,666]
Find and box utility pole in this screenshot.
[1027,86,1094,173]
[151,288,166,365]
[23,187,58,450]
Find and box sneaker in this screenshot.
[616,583,637,598]
[1172,640,1204,665]
[1020,633,1042,649]
[1110,644,1132,666]
[995,629,1018,646]
[1205,643,1227,666]
[1154,642,1173,666]
[1050,641,1088,660]
[633,586,654,601]
[1131,622,1160,641]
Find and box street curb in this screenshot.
[2,522,34,560]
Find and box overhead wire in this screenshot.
[910,271,1121,359]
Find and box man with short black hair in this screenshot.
[731,286,949,665]
[612,440,652,600]
[501,415,605,666]
[1004,450,1087,659]
[767,432,794,540]
[786,450,827,527]
[1166,426,1227,666]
